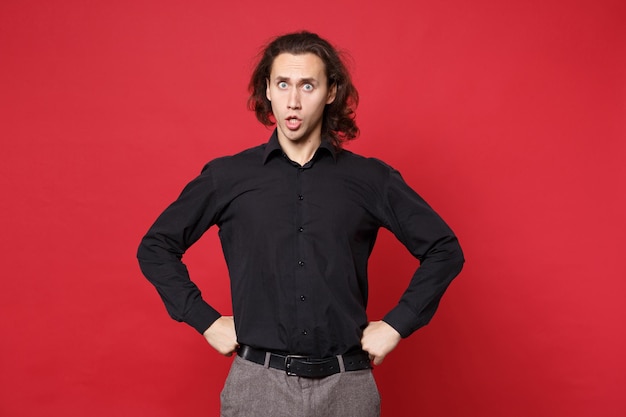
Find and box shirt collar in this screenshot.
[262,129,338,164]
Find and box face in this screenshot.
[266,53,337,146]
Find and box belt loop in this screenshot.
[263,352,271,368]
[336,355,346,373]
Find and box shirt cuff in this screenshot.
[185,299,222,334]
[383,304,422,339]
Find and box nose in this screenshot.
[287,88,301,110]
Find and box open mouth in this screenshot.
[286,117,302,130]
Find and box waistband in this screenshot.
[237,344,372,378]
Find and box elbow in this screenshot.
[449,237,465,272]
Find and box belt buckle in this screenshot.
[284,354,307,376]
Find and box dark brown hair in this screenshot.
[248,31,359,148]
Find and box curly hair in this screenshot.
[248,31,359,149]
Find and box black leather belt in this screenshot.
[237,345,372,378]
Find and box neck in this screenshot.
[278,135,322,166]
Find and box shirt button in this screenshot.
[298,261,305,266]
[300,295,306,301]
[298,227,304,232]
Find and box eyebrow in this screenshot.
[274,76,319,85]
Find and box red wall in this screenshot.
[1,1,624,416]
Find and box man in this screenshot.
[137,31,464,416]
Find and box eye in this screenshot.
[302,83,314,91]
[278,81,288,89]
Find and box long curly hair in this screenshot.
[248,31,359,149]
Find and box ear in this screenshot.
[266,78,271,102]
[326,83,337,105]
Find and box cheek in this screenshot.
[313,98,328,114]
[269,96,281,112]
[269,100,282,120]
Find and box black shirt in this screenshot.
[137,131,464,357]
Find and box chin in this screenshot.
[281,130,304,142]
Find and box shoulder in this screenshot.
[201,143,266,173]
[336,149,396,177]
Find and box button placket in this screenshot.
[294,168,311,342]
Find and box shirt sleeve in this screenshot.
[136,163,223,334]
[379,167,465,338]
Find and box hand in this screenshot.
[203,316,239,356]
[361,320,401,366]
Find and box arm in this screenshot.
[362,166,464,361]
[137,164,225,338]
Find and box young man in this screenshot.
[137,31,464,416]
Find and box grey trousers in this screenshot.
[220,355,381,417]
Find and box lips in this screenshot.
[285,116,302,131]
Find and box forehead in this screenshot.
[269,53,327,80]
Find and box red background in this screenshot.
[1,0,624,416]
